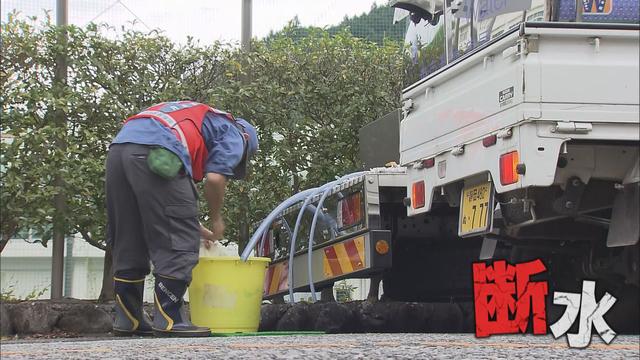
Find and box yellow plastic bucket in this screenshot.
[188,256,270,333]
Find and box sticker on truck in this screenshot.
[499,86,514,107]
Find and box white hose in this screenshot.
[304,204,338,239]
[241,171,367,303]
[258,214,293,257]
[281,216,292,238]
[306,171,367,301]
[286,182,334,302]
[240,187,319,261]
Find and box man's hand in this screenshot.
[211,216,225,241]
[200,223,215,249]
[200,219,225,250]
[203,172,227,245]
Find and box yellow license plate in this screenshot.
[459,182,493,237]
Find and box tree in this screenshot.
[330,3,407,45]
[1,15,406,299]
[266,3,408,45]
[1,16,229,299]
[212,29,405,248]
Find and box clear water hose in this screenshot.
[286,182,334,302]
[306,171,367,301]
[241,187,319,261]
[241,171,367,303]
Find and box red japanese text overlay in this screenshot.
[472,259,548,337]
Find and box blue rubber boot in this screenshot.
[113,276,153,336]
[152,275,210,337]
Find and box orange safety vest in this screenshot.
[125,101,235,182]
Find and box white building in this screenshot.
[1,236,373,303]
[1,234,106,300]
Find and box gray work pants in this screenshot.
[106,143,200,283]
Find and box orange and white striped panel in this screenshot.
[264,261,289,296]
[322,236,366,279]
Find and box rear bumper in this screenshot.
[263,230,392,300]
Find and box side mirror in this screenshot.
[391,0,444,25]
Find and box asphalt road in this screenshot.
[1,333,638,359]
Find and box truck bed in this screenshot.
[399,22,640,166]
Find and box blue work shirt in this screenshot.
[111,112,246,179]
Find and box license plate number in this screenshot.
[459,182,494,237]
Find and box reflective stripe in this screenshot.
[322,236,366,278]
[269,263,282,295]
[211,108,232,118]
[116,294,140,331]
[114,277,145,284]
[154,290,174,331]
[264,261,288,296]
[138,110,189,151]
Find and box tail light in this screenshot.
[482,134,497,147]
[411,181,425,209]
[421,158,435,168]
[500,151,519,185]
[337,191,363,230]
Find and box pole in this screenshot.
[241,0,252,52]
[51,0,68,299]
[57,0,67,26]
[238,0,252,249]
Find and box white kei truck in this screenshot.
[248,0,639,327]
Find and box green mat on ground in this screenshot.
[211,331,325,337]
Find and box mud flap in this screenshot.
[479,236,498,260]
[606,183,640,247]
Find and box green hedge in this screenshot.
[1,16,405,250]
